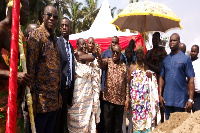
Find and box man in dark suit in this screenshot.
[54,17,75,133]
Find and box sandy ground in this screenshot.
[152,110,200,133]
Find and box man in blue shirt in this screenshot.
[159,33,195,120]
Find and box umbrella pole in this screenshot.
[143,15,146,43]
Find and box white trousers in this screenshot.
[122,107,133,133]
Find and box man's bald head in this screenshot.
[111,36,119,49]
[171,33,180,41]
[44,5,58,15]
[169,33,180,52]
[112,44,122,52]
[179,43,186,53]
[24,23,39,38]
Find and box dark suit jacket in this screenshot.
[57,36,75,106]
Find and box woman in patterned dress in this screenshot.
[127,46,160,133]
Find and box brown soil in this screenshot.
[152,110,200,133]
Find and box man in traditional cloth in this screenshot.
[145,32,167,123]
[0,0,30,132]
[68,37,101,133]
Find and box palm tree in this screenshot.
[129,0,139,2]
[110,6,116,18]
[64,0,84,34]
[29,0,52,23]
[51,0,69,19]
[81,0,100,31]
[51,0,69,35]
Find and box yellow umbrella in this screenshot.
[111,0,182,33]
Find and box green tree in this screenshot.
[64,0,84,34]
[29,0,51,23]
[81,0,100,31]
[110,6,116,18]
[129,0,139,3]
[51,0,69,35]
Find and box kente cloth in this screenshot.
[130,70,160,132]
[146,47,167,67]
[0,48,24,133]
[68,59,101,133]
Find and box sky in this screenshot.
[77,0,200,52]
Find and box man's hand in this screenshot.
[146,71,152,79]
[125,100,129,112]
[159,95,165,110]
[17,72,30,87]
[95,43,101,58]
[184,101,193,112]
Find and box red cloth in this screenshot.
[6,0,20,132]
[70,34,146,53]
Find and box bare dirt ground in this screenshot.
[152,110,200,133]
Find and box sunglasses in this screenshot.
[112,51,120,55]
[44,12,58,19]
[111,41,119,44]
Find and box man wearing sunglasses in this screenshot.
[97,44,129,133]
[99,36,125,132]
[101,36,125,92]
[27,5,61,133]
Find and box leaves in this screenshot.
[1,0,119,36]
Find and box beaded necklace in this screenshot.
[136,61,145,83]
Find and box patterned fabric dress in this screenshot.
[130,68,160,133]
[68,58,101,133]
[0,48,24,133]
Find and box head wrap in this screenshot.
[7,0,22,8]
[135,46,146,55]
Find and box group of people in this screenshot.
[0,1,200,133]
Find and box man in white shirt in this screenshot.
[192,58,200,111]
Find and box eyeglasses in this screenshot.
[112,51,120,55]
[111,41,119,44]
[44,12,58,20]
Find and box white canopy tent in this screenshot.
[69,0,135,40]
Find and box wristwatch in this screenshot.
[188,99,194,104]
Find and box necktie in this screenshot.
[66,42,71,87]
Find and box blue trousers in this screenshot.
[35,110,58,133]
[164,106,185,120]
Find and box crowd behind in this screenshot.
[0,1,200,133]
